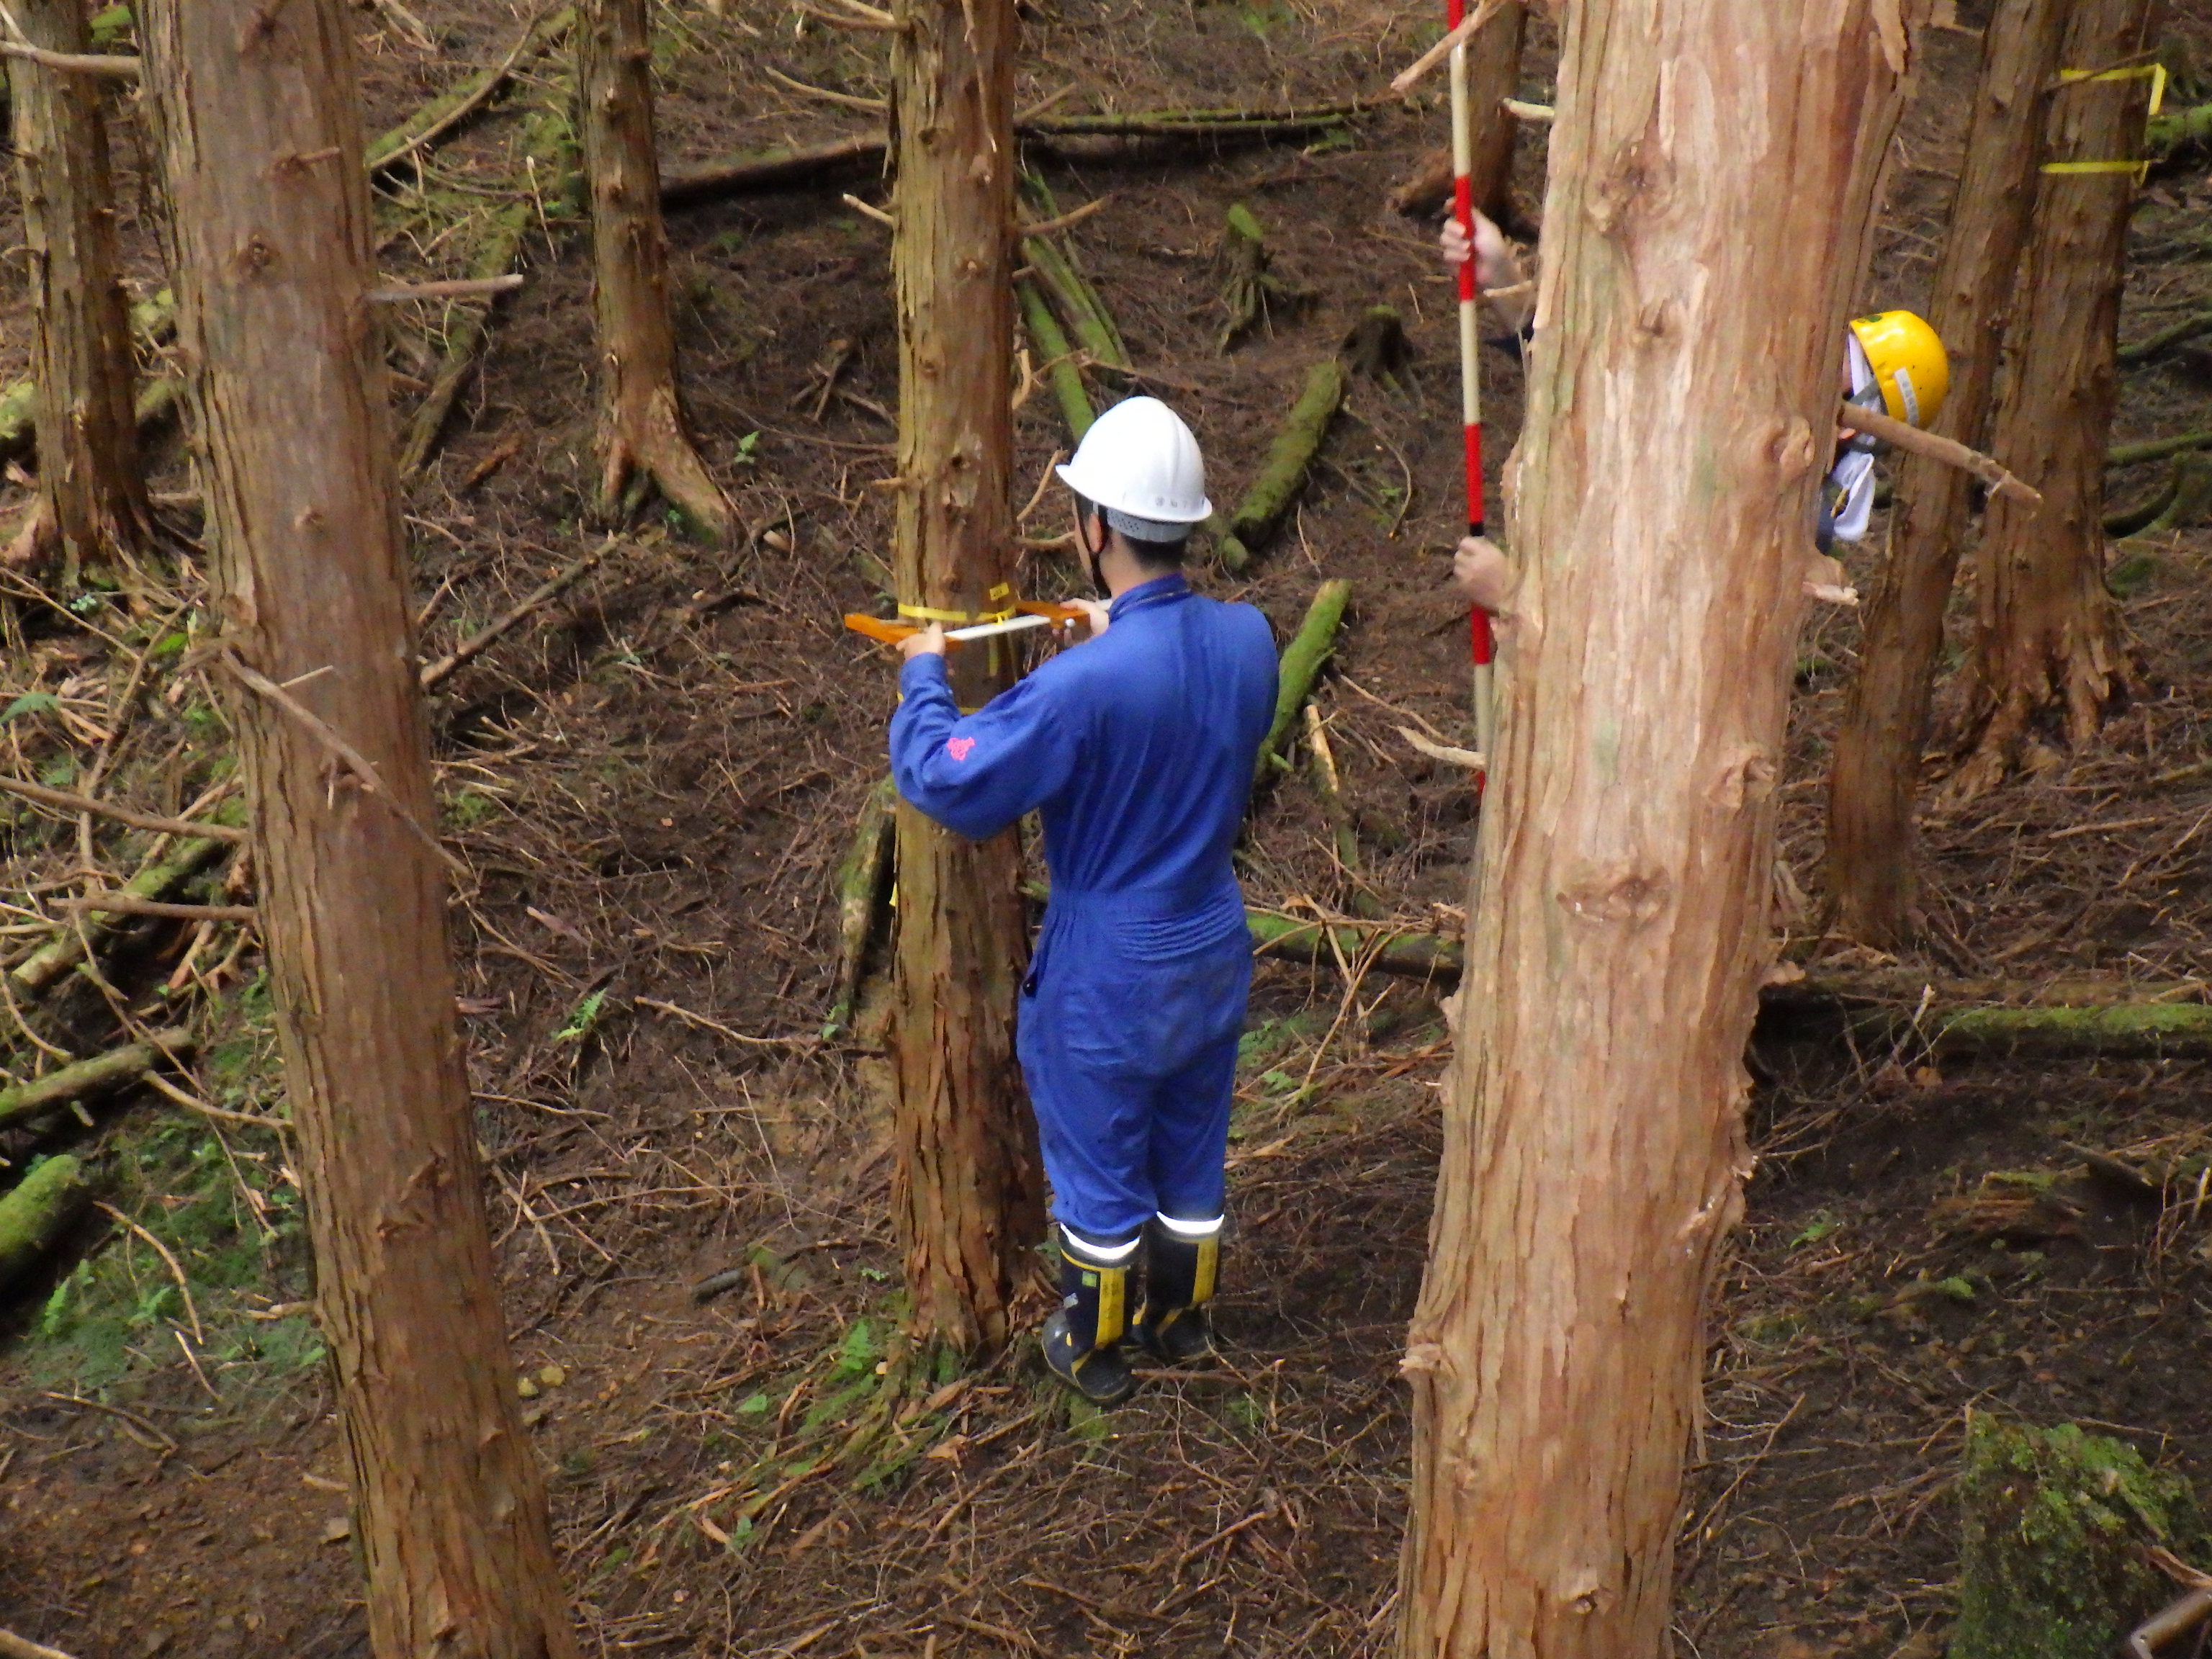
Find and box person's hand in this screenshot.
[899,621,946,660]
[1452,535,1514,613]
[1439,210,1513,290]
[1064,598,1110,639]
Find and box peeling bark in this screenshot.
[577,0,732,540]
[1826,0,2069,945]
[1396,4,1923,1655]
[1944,0,2162,805]
[4,0,152,576]
[887,0,1046,1354]
[139,4,579,1655]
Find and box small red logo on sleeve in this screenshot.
[946,737,976,762]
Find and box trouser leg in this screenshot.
[1137,950,1246,1362]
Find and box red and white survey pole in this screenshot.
[1444,0,1496,773]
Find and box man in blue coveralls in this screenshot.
[887,396,1279,1406]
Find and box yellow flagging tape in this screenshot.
[2041,159,2152,180]
[899,583,1016,625]
[2042,61,2167,179]
[2058,60,2166,119]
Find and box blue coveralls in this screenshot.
[889,573,1279,1246]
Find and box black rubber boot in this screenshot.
[1040,1231,1138,1406]
[1135,1216,1219,1364]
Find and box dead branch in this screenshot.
[0,38,136,78]
[61,894,257,923]
[1397,727,1485,770]
[763,66,886,112]
[0,1029,197,1131]
[418,539,613,689]
[0,1627,82,1659]
[0,774,251,842]
[368,275,526,303]
[1838,398,2041,505]
[1389,0,1510,94]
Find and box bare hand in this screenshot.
[899,621,947,660]
[1064,598,1110,639]
[1439,211,1513,290]
[1452,536,1513,613]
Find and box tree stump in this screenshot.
[1954,1414,2203,1659]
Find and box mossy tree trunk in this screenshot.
[1395,3,1923,1654]
[577,0,732,539]
[1825,0,2070,945]
[4,0,153,577]
[887,0,1046,1354]
[1944,0,2162,804]
[140,3,580,1654]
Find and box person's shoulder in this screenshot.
[1200,595,1279,657]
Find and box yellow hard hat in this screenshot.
[1848,310,1949,430]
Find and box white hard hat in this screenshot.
[1056,396,1212,529]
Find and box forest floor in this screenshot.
[9,1,2212,1655]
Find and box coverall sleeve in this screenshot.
[889,655,1079,842]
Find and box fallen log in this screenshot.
[0,1031,197,1132]
[1020,175,1129,384]
[2107,429,2212,468]
[366,4,575,175]
[2148,99,2212,158]
[2116,307,2212,367]
[10,834,233,997]
[2105,462,2180,535]
[0,1156,90,1292]
[398,96,577,478]
[2137,451,2212,536]
[662,99,1390,207]
[1254,578,1352,785]
[1247,909,1460,979]
[826,777,896,1034]
[1924,1000,2212,1060]
[1216,358,1345,572]
[1016,275,1094,440]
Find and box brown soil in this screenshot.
[6,2,2212,1656]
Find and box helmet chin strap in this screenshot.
[1084,511,1112,600]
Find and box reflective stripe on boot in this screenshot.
[1136,1214,1220,1364]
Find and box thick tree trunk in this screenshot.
[577,0,732,540]
[1463,2,1527,223]
[139,6,579,1657]
[1396,4,1920,1656]
[4,0,152,575]
[1944,0,2161,804]
[1825,0,2069,945]
[886,0,1046,1354]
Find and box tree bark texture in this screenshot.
[1825,0,2069,944]
[1944,0,2162,804]
[4,0,151,575]
[1465,2,1528,222]
[139,6,579,1657]
[887,0,1046,1354]
[577,0,732,539]
[1396,5,1922,1656]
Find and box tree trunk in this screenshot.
[886,0,1046,1354]
[577,0,732,540]
[1396,4,1920,1655]
[138,6,579,1657]
[1943,0,2162,804]
[1464,2,1527,223]
[1825,0,2070,945]
[4,0,153,577]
